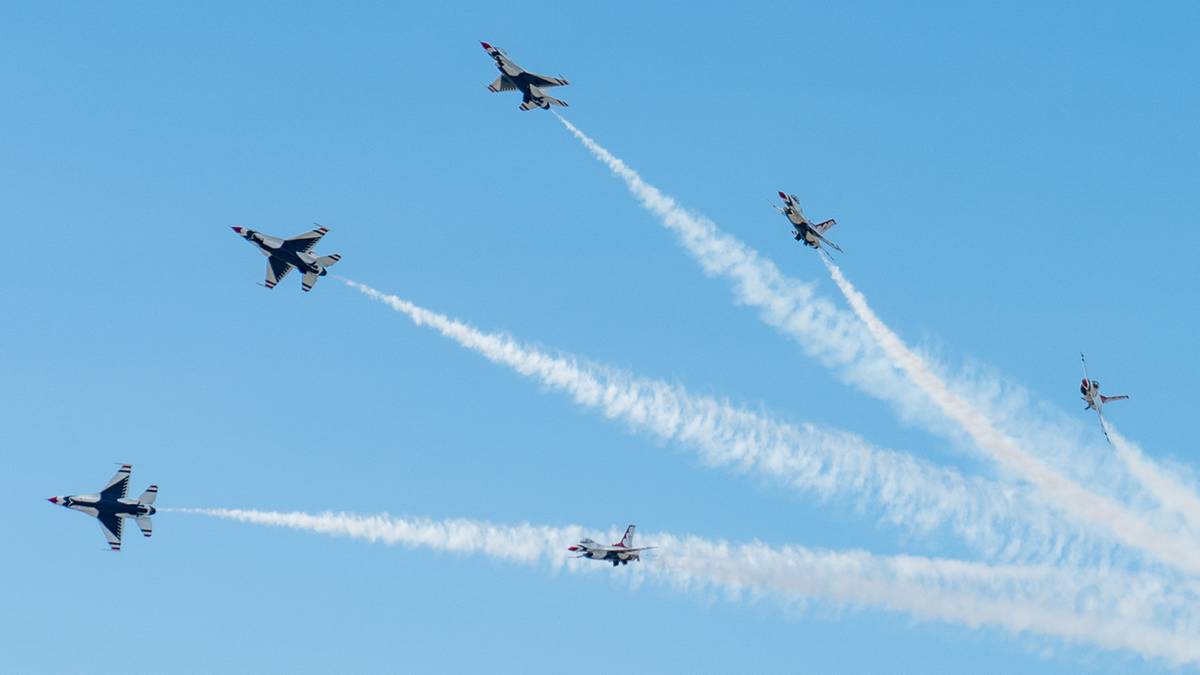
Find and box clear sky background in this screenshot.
[3,2,1198,673]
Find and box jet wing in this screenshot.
[487,75,518,92]
[100,464,131,501]
[524,71,569,88]
[98,512,123,551]
[264,257,294,289]
[281,226,329,254]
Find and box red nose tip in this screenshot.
[47,497,58,504]
[231,226,243,234]
[778,191,788,200]
[567,546,579,551]
[481,42,492,50]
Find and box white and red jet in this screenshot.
[1080,352,1130,442]
[568,525,656,567]
[773,191,842,254]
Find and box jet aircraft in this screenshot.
[568,525,655,567]
[231,225,341,292]
[774,192,842,254]
[1080,352,1130,442]
[48,464,157,552]
[480,42,569,111]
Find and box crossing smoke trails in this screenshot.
[550,112,923,421]
[550,114,1200,576]
[821,257,1200,575]
[342,278,1108,563]
[172,508,1200,666]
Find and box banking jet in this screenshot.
[774,191,842,254]
[1080,353,1130,442]
[48,465,158,552]
[231,225,341,292]
[480,42,569,111]
[568,525,655,567]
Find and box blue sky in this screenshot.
[4,2,1199,672]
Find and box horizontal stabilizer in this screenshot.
[139,485,158,505]
[316,254,341,268]
[137,516,153,538]
[301,271,320,292]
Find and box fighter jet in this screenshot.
[1080,353,1130,442]
[231,225,341,292]
[480,42,569,111]
[48,464,157,552]
[773,192,842,254]
[567,525,655,567]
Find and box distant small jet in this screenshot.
[568,525,655,567]
[773,192,842,254]
[480,42,569,111]
[48,465,157,552]
[1080,353,1129,442]
[231,225,341,292]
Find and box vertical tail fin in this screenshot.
[138,485,158,505]
[617,525,635,548]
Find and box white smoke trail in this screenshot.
[551,113,924,422]
[340,278,1113,563]
[1110,428,1200,533]
[821,257,1200,575]
[550,114,1200,576]
[172,507,1200,666]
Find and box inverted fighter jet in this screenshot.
[231,225,341,292]
[48,464,158,552]
[568,525,655,567]
[480,42,569,111]
[774,192,842,254]
[1080,353,1130,442]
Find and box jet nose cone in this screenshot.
[778,191,788,200]
[567,546,579,551]
[231,226,244,234]
[480,41,492,50]
[47,497,58,504]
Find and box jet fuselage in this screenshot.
[50,494,155,519]
[239,230,327,276]
[784,210,820,248]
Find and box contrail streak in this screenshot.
[821,256,1200,575]
[550,114,1200,575]
[171,507,1200,666]
[341,278,1111,563]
